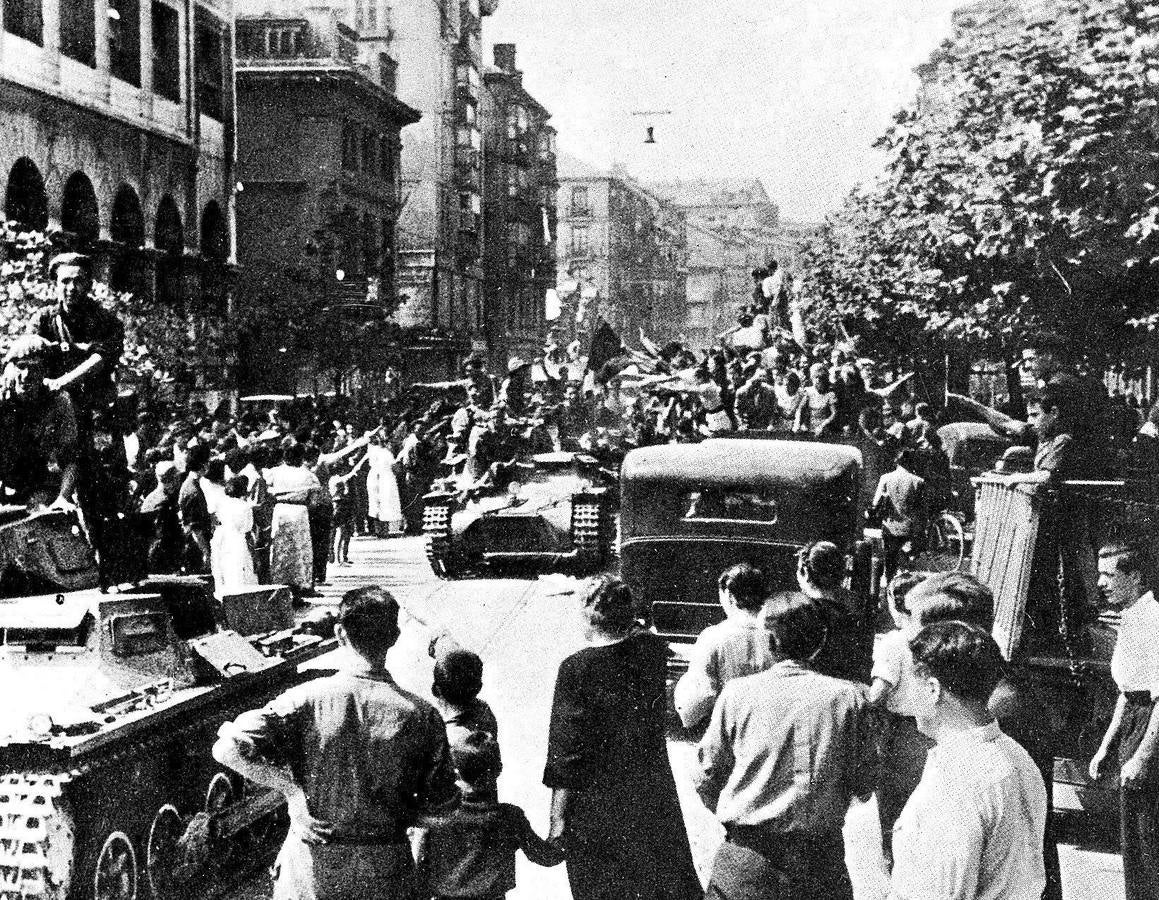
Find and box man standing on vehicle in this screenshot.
[214,585,459,900]
[1090,543,1159,900]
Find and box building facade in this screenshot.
[1,0,237,390]
[556,154,687,349]
[480,43,555,369]
[683,219,751,350]
[233,3,419,394]
[335,0,496,381]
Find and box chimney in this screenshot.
[493,43,516,72]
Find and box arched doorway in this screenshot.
[110,185,145,294]
[60,171,100,249]
[154,195,184,308]
[4,158,49,231]
[198,200,228,318]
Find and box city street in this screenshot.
[226,533,1126,900]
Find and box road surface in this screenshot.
[225,534,1124,900]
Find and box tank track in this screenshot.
[0,774,74,900]
[423,503,453,577]
[571,501,607,569]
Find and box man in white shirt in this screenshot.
[1090,542,1159,900]
[890,620,1047,900]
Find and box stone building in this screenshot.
[683,219,751,350]
[480,42,555,369]
[556,154,687,348]
[334,0,497,381]
[233,2,419,393]
[1,0,237,389]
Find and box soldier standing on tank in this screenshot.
[31,253,128,582]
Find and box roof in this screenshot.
[556,152,609,181]
[648,178,773,209]
[622,438,862,488]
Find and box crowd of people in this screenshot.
[211,551,1151,900]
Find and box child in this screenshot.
[329,452,369,565]
[869,571,932,868]
[431,642,499,749]
[416,732,563,899]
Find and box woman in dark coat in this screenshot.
[544,576,701,900]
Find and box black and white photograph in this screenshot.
[0,0,1153,897]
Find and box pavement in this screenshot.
[225,534,1126,900]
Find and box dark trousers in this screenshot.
[882,532,909,586]
[1121,693,1159,900]
[309,505,333,584]
[706,827,852,900]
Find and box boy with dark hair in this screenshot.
[890,621,1046,900]
[416,731,563,899]
[213,585,459,900]
[796,541,873,683]
[674,562,773,728]
[431,642,499,750]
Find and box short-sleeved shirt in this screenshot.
[219,670,459,840]
[443,698,499,750]
[1112,591,1159,698]
[31,302,125,412]
[871,629,922,716]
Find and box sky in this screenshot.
[485,0,971,221]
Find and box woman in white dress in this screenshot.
[264,441,322,595]
[365,432,405,537]
[212,476,257,598]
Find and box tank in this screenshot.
[422,451,615,579]
[0,577,338,900]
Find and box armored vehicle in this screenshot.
[0,579,337,900]
[422,451,615,578]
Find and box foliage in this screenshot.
[797,0,1159,372]
[0,222,227,394]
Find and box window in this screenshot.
[151,2,180,101]
[571,186,589,216]
[505,104,527,139]
[5,0,43,44]
[513,221,530,247]
[456,127,481,150]
[363,213,377,274]
[60,0,95,65]
[341,122,359,171]
[682,489,780,524]
[354,0,364,31]
[367,0,377,30]
[195,12,224,120]
[108,0,140,85]
[378,135,393,180]
[461,100,476,126]
[507,166,528,198]
[361,127,376,173]
[570,224,590,254]
[456,63,479,90]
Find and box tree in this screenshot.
[1,222,226,398]
[798,0,1159,374]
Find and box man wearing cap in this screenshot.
[32,253,127,575]
[498,357,532,418]
[796,540,873,683]
[0,335,80,510]
[32,253,125,425]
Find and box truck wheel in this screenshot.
[146,805,182,899]
[572,501,607,572]
[423,503,465,579]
